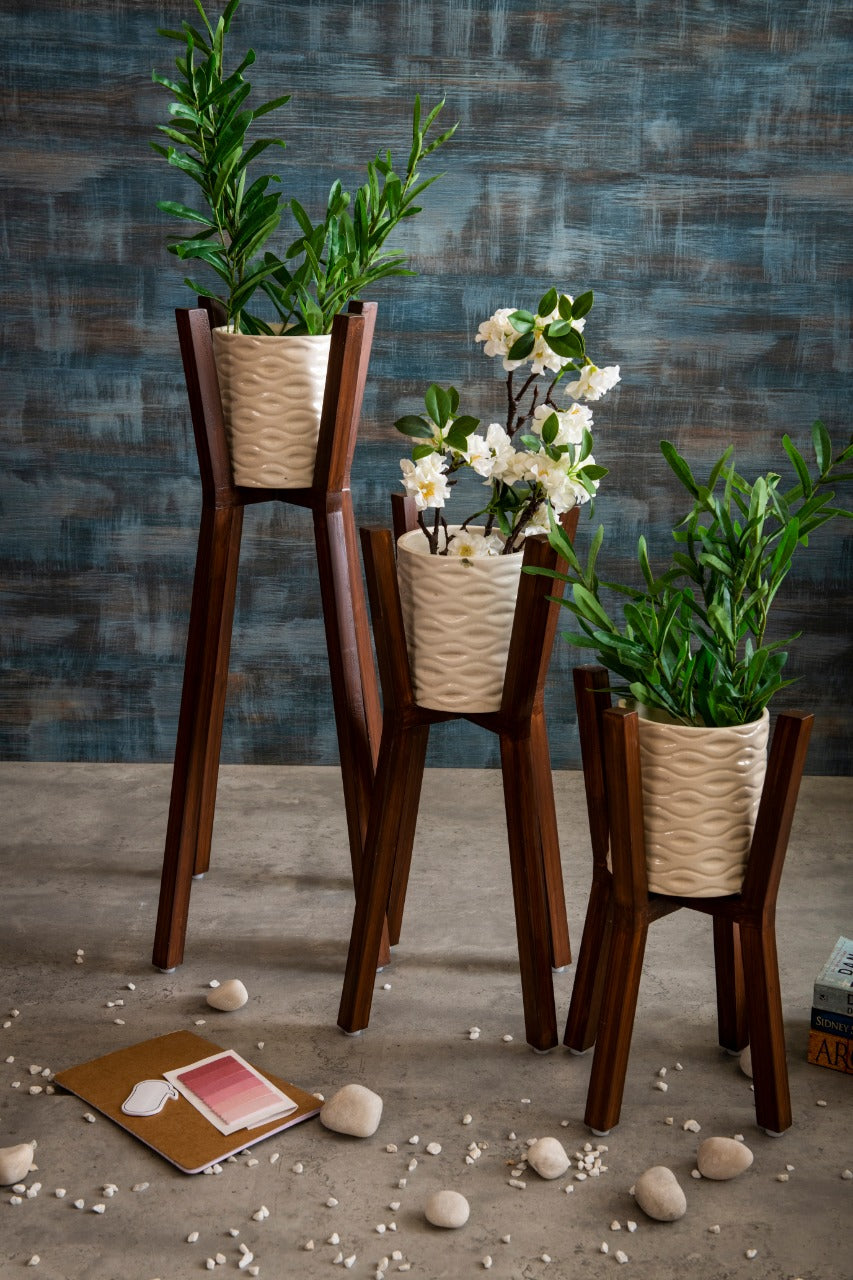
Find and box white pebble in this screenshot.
[333,1254,343,1266]
[303,1240,314,1250]
[270,1152,280,1164]
[501,1234,511,1243]
[326,1196,339,1207]
[76,950,84,958]
[482,1258,493,1270]
[816,1099,827,1107]
[9,1195,22,1205]
[502,1034,513,1042]
[376,1222,387,1233]
[382,983,391,991]
[541,1255,551,1263]
[206,979,248,1011]
[600,1242,609,1254]
[424,1188,470,1228]
[407,1158,417,1171]
[228,1227,240,1237]
[246,1158,258,1168]
[389,1201,401,1211]
[55,1188,66,1198]
[508,1178,526,1189]
[508,1131,516,1141]
[256,1042,264,1050]
[527,1137,570,1180]
[28,1085,43,1095]
[194,1019,206,1026]
[610,1221,621,1231]
[776,1172,789,1182]
[664,1116,674,1125]
[187,1231,199,1243]
[292,1162,303,1173]
[786,1164,794,1172]
[426,1142,442,1156]
[385,1144,398,1153]
[215,1253,226,1265]
[615,1250,629,1264]
[237,1252,254,1271]
[682,1119,701,1132]
[132,1182,149,1192]
[27,1257,40,1267]
[653,1081,668,1092]
[634,1166,687,1221]
[83,1112,96,1123]
[208,979,220,988]
[205,1260,216,1271]
[251,1205,269,1221]
[127,983,136,990]
[461,1115,472,1126]
[327,1233,340,1245]
[320,1084,383,1138]
[708,1224,721,1234]
[408,1135,420,1145]
[92,1203,106,1213]
[397,1178,407,1189]
[691,1169,702,1179]
[626,1221,637,1232]
[521,1098,531,1104]
[842,1169,853,1180]
[3,1056,12,1064]
[343,1256,356,1269]
[745,1248,758,1259]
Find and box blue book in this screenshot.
[811,1006,853,1039]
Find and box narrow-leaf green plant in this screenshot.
[538,423,852,726]
[152,0,456,333]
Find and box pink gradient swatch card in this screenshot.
[164,1050,297,1136]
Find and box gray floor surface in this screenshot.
[1,763,851,1280]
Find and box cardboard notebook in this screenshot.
[53,1030,320,1174]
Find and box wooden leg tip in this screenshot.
[340,1027,364,1038]
[192,872,206,880]
[551,965,569,974]
[531,1045,553,1055]
[762,1127,786,1138]
[590,1127,611,1137]
[157,966,177,974]
[567,1045,592,1056]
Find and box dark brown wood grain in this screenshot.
[564,665,813,1134]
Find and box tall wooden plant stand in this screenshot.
[564,665,813,1135]
[337,499,578,1052]
[152,301,383,973]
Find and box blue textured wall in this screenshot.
[1,0,850,771]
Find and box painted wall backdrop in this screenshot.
[1,0,850,773]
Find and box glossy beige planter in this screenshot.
[637,707,770,896]
[396,527,523,713]
[212,327,332,487]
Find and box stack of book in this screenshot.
[808,936,853,1075]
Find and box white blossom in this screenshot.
[531,401,594,447]
[564,363,621,402]
[474,309,516,359]
[445,530,505,558]
[400,454,450,510]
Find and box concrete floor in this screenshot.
[1,763,851,1280]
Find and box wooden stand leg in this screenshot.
[713,918,748,1052]
[530,707,571,970]
[741,921,791,1133]
[500,729,558,1052]
[584,917,647,1132]
[153,503,243,970]
[338,722,429,1033]
[564,879,613,1052]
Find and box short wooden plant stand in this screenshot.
[565,665,813,1135]
[337,498,578,1052]
[152,301,383,973]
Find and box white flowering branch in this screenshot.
[395,287,621,555]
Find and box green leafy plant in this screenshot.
[540,423,852,726]
[152,0,456,334]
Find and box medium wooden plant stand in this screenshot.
[152,301,383,973]
[564,665,813,1135]
[337,498,578,1052]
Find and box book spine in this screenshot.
[813,983,853,1015]
[811,1007,853,1039]
[807,1029,853,1075]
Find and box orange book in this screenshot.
[807,1028,853,1075]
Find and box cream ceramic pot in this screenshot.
[636,706,770,896]
[212,326,332,487]
[396,526,524,714]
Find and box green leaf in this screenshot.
[508,309,535,333]
[507,331,535,361]
[557,294,574,322]
[411,443,435,461]
[783,433,813,498]
[660,440,699,497]
[537,287,558,317]
[424,384,451,430]
[572,290,594,319]
[811,419,832,475]
[540,412,559,445]
[544,328,584,359]
[572,583,614,632]
[156,200,215,226]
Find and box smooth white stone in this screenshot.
[697,1137,754,1180]
[739,1045,753,1078]
[206,979,248,1011]
[0,1142,36,1186]
[634,1166,687,1221]
[527,1137,570,1180]
[320,1084,383,1138]
[425,1189,470,1228]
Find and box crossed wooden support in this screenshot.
[565,665,813,1134]
[152,301,384,972]
[337,498,578,1051]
